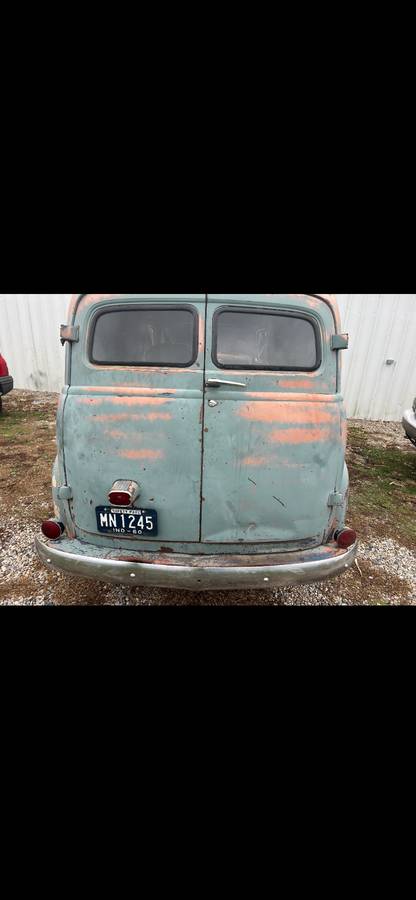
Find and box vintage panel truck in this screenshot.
[35,293,357,590]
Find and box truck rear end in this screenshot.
[35,293,357,590]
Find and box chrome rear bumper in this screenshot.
[35,534,358,592]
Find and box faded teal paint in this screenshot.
[64,294,206,544]
[52,293,350,555]
[202,294,343,544]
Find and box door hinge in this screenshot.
[328,492,345,508]
[57,485,73,500]
[331,333,349,350]
[60,325,79,345]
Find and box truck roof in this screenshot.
[68,293,340,327]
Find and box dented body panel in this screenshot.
[37,293,356,589]
[202,295,346,544]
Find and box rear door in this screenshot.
[63,294,206,545]
[201,294,343,546]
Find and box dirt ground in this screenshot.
[1,390,415,606]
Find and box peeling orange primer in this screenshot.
[319,293,341,330]
[92,412,172,423]
[68,293,120,320]
[199,314,205,354]
[279,379,318,390]
[71,293,119,312]
[68,294,78,320]
[242,457,270,467]
[106,427,167,440]
[105,429,163,442]
[88,367,198,375]
[106,430,131,440]
[118,450,164,460]
[263,293,324,308]
[244,393,337,403]
[286,293,320,309]
[68,292,341,331]
[286,293,341,329]
[77,396,171,408]
[108,396,170,407]
[238,403,338,424]
[315,293,341,330]
[83,386,178,394]
[268,427,334,444]
[242,456,316,468]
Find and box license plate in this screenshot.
[96,507,158,537]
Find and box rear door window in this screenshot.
[90,306,198,367]
[213,308,320,371]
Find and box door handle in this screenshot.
[206,379,247,389]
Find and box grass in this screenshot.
[0,399,57,514]
[0,408,48,440]
[348,424,416,546]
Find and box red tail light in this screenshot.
[109,491,131,506]
[108,480,140,507]
[0,355,9,377]
[335,528,357,549]
[42,520,65,540]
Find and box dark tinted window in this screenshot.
[91,307,198,367]
[214,310,319,371]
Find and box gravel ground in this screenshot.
[350,419,411,449]
[1,522,415,605]
[1,392,415,606]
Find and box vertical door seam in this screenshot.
[198,294,209,542]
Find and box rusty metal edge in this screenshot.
[35,534,358,592]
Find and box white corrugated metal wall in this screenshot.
[1,293,415,419]
[337,294,416,420]
[0,294,71,393]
